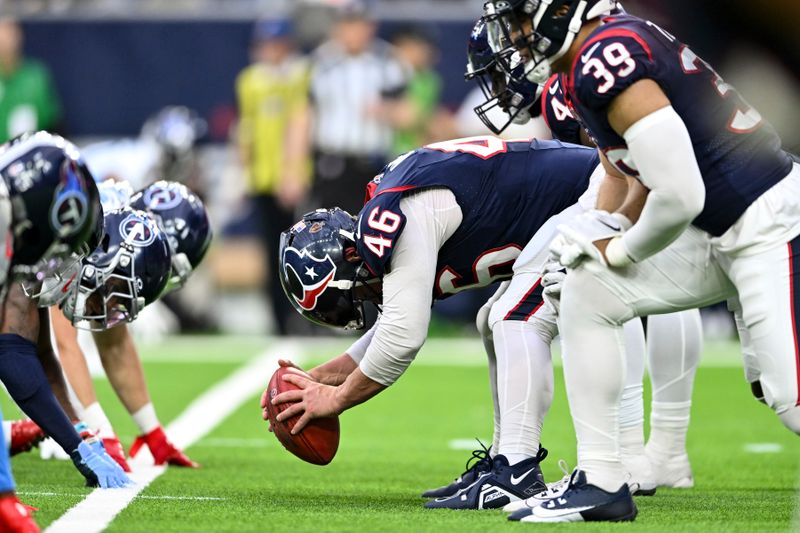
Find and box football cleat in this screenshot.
[129,426,199,468]
[622,452,657,496]
[645,448,694,488]
[520,469,637,523]
[9,420,45,456]
[0,495,40,533]
[421,440,492,499]
[102,436,132,473]
[505,459,571,515]
[425,449,548,510]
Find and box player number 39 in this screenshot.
[583,42,636,94]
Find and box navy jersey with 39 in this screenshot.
[567,14,792,237]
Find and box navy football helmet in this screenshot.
[487,0,617,84]
[130,180,212,293]
[466,17,543,135]
[279,208,378,330]
[62,206,172,330]
[141,106,206,183]
[0,131,102,282]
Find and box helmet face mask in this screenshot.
[279,209,379,331]
[466,16,543,134]
[60,207,171,331]
[487,0,616,84]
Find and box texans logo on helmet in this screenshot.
[283,246,337,311]
[143,184,183,211]
[119,214,157,247]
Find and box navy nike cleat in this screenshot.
[520,469,637,523]
[425,448,548,510]
[421,440,492,499]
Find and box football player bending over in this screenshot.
[486,0,800,522]
[46,180,211,470]
[264,135,654,510]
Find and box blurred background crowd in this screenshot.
[0,0,797,338]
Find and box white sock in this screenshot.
[504,453,532,465]
[131,403,160,435]
[82,402,115,439]
[483,322,501,455]
[493,320,553,458]
[646,311,702,459]
[620,320,646,459]
[559,269,628,492]
[2,421,10,450]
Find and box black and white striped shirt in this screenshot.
[310,38,408,157]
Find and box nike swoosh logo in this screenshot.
[581,42,602,63]
[510,467,538,486]
[549,79,560,95]
[536,504,595,518]
[599,220,621,232]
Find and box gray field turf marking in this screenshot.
[44,340,302,533]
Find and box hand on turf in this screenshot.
[272,373,343,435]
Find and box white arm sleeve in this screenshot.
[618,106,705,262]
[359,188,462,386]
[345,320,379,364]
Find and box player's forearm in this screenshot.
[93,325,151,414]
[618,107,705,261]
[309,354,358,386]
[333,368,386,412]
[51,308,98,407]
[595,173,628,213]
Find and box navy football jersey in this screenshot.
[567,14,792,237]
[355,137,599,298]
[541,74,583,146]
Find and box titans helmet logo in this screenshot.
[283,246,337,311]
[119,213,157,247]
[143,183,183,211]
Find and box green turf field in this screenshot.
[3,336,799,531]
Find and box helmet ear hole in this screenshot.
[344,247,361,263]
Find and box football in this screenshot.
[264,366,340,465]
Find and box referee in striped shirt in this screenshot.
[309,2,409,215]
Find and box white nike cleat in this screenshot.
[504,459,571,514]
[646,449,694,488]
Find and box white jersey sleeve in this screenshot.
[358,188,462,386]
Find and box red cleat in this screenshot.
[129,427,199,468]
[0,494,40,533]
[9,421,45,457]
[102,436,132,473]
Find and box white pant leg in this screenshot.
[558,228,734,491]
[712,163,800,432]
[477,282,510,453]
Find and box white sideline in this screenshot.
[44,340,302,533]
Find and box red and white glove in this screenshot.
[129,426,198,468]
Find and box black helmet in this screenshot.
[279,208,377,330]
[0,131,102,281]
[61,206,172,330]
[130,180,212,292]
[487,0,617,84]
[466,17,543,134]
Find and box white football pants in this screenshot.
[559,163,800,491]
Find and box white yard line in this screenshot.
[44,340,302,533]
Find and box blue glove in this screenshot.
[70,441,133,489]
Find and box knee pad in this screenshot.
[476,302,492,340]
[750,380,767,404]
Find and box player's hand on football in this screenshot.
[272,373,343,435]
